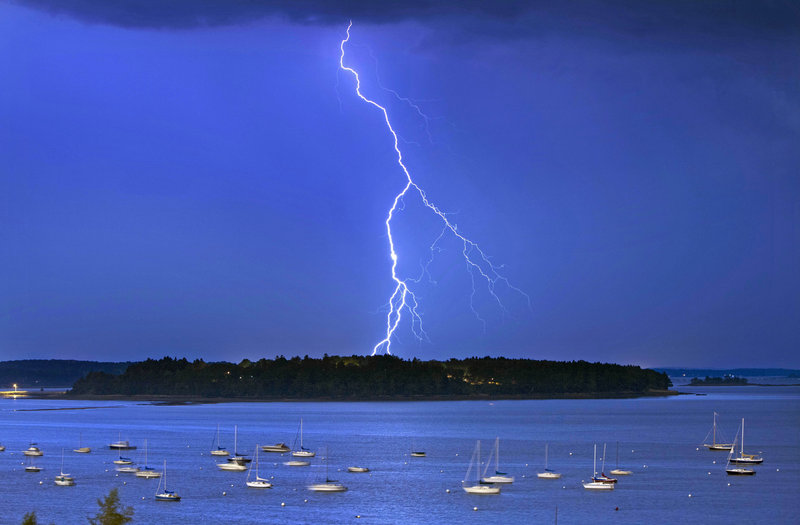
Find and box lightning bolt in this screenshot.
[339,22,530,356]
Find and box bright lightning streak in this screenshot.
[339,22,530,356]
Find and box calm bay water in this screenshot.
[1,386,798,524]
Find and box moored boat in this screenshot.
[262,443,290,453]
[728,419,763,464]
[307,447,346,492]
[291,418,315,458]
[462,441,501,495]
[703,412,734,451]
[583,444,614,491]
[55,449,75,486]
[480,437,514,484]
[537,443,562,479]
[246,446,272,488]
[23,444,43,456]
[155,461,181,501]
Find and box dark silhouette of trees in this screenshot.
[87,488,134,525]
[70,355,671,399]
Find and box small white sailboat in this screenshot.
[609,441,632,476]
[135,439,161,479]
[246,446,273,488]
[291,418,315,457]
[592,443,617,484]
[347,466,370,473]
[728,418,763,465]
[583,444,614,490]
[307,447,347,492]
[726,431,755,476]
[218,426,247,471]
[210,424,229,456]
[55,449,75,486]
[73,432,91,454]
[226,425,251,465]
[23,443,43,456]
[155,461,181,501]
[113,447,134,465]
[703,412,734,451]
[25,455,41,473]
[462,441,501,494]
[537,443,562,479]
[480,437,514,484]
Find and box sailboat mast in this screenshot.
[495,437,500,473]
[477,441,481,483]
[545,443,548,469]
[713,412,717,445]
[741,418,744,455]
[593,444,597,476]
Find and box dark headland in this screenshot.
[3,356,673,402]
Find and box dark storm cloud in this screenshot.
[12,0,800,42]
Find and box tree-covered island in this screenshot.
[689,375,749,386]
[68,355,672,400]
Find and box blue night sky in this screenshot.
[1,1,798,367]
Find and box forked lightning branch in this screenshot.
[339,22,529,356]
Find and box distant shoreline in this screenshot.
[27,389,679,405]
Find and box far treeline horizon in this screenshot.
[2,355,674,399]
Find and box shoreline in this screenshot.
[26,389,680,405]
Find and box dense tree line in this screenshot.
[69,355,671,399]
[0,360,131,389]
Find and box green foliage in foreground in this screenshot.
[21,511,50,525]
[70,355,671,399]
[88,488,134,525]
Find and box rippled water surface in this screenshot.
[1,386,798,524]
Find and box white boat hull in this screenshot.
[136,469,161,478]
[116,466,139,473]
[583,481,614,490]
[262,444,290,453]
[217,462,247,471]
[480,475,514,484]
[54,475,75,486]
[210,450,229,456]
[307,483,347,492]
[726,467,756,476]
[537,471,562,479]
[24,450,43,457]
[704,444,734,451]
[347,466,370,473]
[246,480,273,488]
[155,492,181,501]
[292,450,316,457]
[284,460,310,467]
[729,456,763,464]
[463,484,501,494]
[609,469,632,475]
[25,466,41,472]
